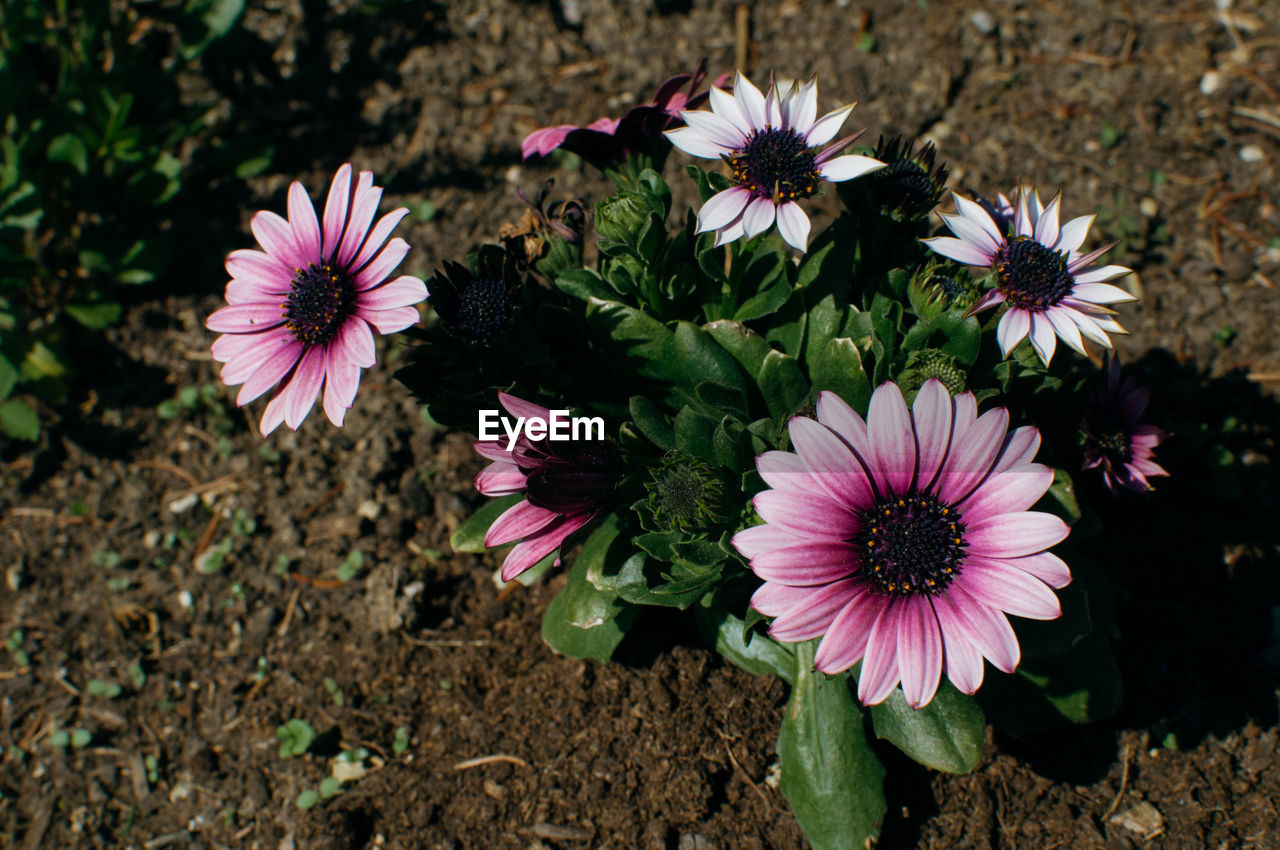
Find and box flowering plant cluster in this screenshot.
[209,67,1167,848]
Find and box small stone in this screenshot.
[1240,145,1265,163]
[177,590,194,610]
[1200,70,1222,95]
[144,530,162,548]
[168,493,199,513]
[969,10,996,35]
[332,760,367,783]
[482,780,506,800]
[357,500,381,520]
[678,835,716,850]
[1139,198,1159,218]
[1110,801,1164,838]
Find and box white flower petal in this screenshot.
[923,236,996,267]
[1033,192,1062,247]
[786,78,818,133]
[665,126,734,159]
[734,71,768,130]
[996,309,1031,357]
[1072,266,1134,285]
[776,202,811,252]
[817,154,884,183]
[1028,314,1058,365]
[741,196,777,239]
[1056,214,1095,255]
[709,85,752,135]
[805,104,854,147]
[680,109,747,149]
[940,211,1001,254]
[697,186,752,233]
[952,194,1006,246]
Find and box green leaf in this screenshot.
[295,790,320,810]
[629,396,674,451]
[978,631,1123,734]
[705,319,772,377]
[695,604,795,684]
[541,581,638,663]
[810,338,871,414]
[615,553,710,609]
[778,643,886,849]
[65,302,122,330]
[0,355,18,399]
[573,513,626,595]
[674,321,744,393]
[0,400,38,441]
[673,406,715,461]
[757,350,809,418]
[319,776,343,799]
[450,494,522,554]
[1040,468,1082,527]
[48,134,89,176]
[554,268,612,302]
[234,145,275,179]
[870,681,985,773]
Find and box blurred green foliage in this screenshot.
[0,0,244,440]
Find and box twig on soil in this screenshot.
[143,831,192,849]
[277,587,302,637]
[405,636,493,648]
[1101,742,1134,822]
[293,481,345,522]
[1246,372,1280,383]
[718,733,774,812]
[192,511,221,565]
[454,753,530,771]
[182,424,220,451]
[163,473,238,505]
[134,459,199,487]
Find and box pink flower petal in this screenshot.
[358,275,429,310]
[756,450,812,493]
[748,541,858,585]
[898,597,944,708]
[485,499,559,548]
[475,461,528,496]
[288,181,322,262]
[321,164,353,260]
[813,586,884,673]
[358,305,420,334]
[219,328,296,385]
[283,345,325,430]
[353,237,410,290]
[752,489,860,538]
[351,208,411,274]
[226,279,286,305]
[498,391,552,422]
[933,594,986,694]
[936,407,1009,505]
[336,171,380,268]
[499,512,591,582]
[522,125,575,159]
[942,585,1020,672]
[815,391,872,459]
[751,581,813,617]
[473,440,512,463]
[965,511,1069,558]
[923,236,996,267]
[789,417,877,510]
[913,380,954,492]
[206,302,286,334]
[235,341,304,406]
[225,249,292,291]
[1004,551,1072,589]
[958,464,1053,523]
[321,344,360,427]
[856,601,904,705]
[732,523,807,560]
[958,556,1062,620]
[867,382,916,497]
[259,389,289,437]
[768,580,862,643]
[251,210,308,269]
[336,316,376,368]
[991,426,1040,475]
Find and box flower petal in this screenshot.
[775,202,811,252]
[500,512,591,582]
[732,523,808,560]
[697,186,752,233]
[734,71,768,130]
[741,196,777,239]
[485,499,559,548]
[952,194,1006,246]
[321,343,361,427]
[856,601,904,705]
[923,236,997,267]
[748,541,859,586]
[769,580,862,643]
[357,305,420,334]
[336,315,377,368]
[817,154,884,183]
[941,585,1020,672]
[965,511,1069,558]
[283,345,325,430]
[867,381,916,497]
[1028,314,1058,365]
[958,464,1053,521]
[1005,551,1072,589]
[996,308,1031,357]
[225,249,292,292]
[805,104,853,147]
[709,85,752,134]
[234,338,304,405]
[934,594,986,694]
[789,417,877,510]
[665,125,735,159]
[251,210,308,269]
[336,171,380,268]
[321,164,353,260]
[359,275,429,310]
[753,489,861,538]
[206,302,286,334]
[498,391,552,422]
[959,556,1062,620]
[813,586,884,673]
[898,597,944,708]
[354,237,410,291]
[474,461,528,496]
[351,207,411,274]
[288,181,322,263]
[680,108,747,149]
[913,380,954,492]
[756,450,812,493]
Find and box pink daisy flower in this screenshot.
[733,380,1072,709]
[923,186,1137,366]
[475,393,622,582]
[664,71,884,252]
[207,164,428,436]
[1082,356,1169,493]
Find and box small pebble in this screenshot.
[1200,70,1222,95]
[1240,145,1265,163]
[1139,198,1159,217]
[969,10,996,35]
[177,590,194,610]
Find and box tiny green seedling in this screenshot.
[230,509,257,537]
[87,679,122,699]
[336,550,364,583]
[91,549,121,569]
[145,754,160,783]
[276,718,315,758]
[128,661,147,690]
[6,630,30,666]
[393,726,411,755]
[323,677,345,707]
[195,537,234,574]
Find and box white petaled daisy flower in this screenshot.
[664,71,885,252]
[923,187,1138,366]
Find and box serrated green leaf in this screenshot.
[629,395,674,450]
[870,681,985,773]
[673,406,715,460]
[705,319,773,377]
[674,321,744,393]
[1,399,38,441]
[450,494,522,554]
[778,644,886,849]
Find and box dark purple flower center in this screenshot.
[855,494,966,596]
[514,437,622,515]
[1095,430,1133,463]
[452,277,512,342]
[285,262,357,347]
[867,159,938,217]
[728,128,821,202]
[993,237,1074,311]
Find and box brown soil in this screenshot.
[3,1,1280,848]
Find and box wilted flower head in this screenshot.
[866,134,950,221]
[665,71,884,252]
[522,61,725,169]
[499,180,588,267]
[475,393,623,581]
[427,251,519,344]
[924,186,1136,366]
[207,164,428,435]
[1082,356,1168,493]
[734,381,1071,709]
